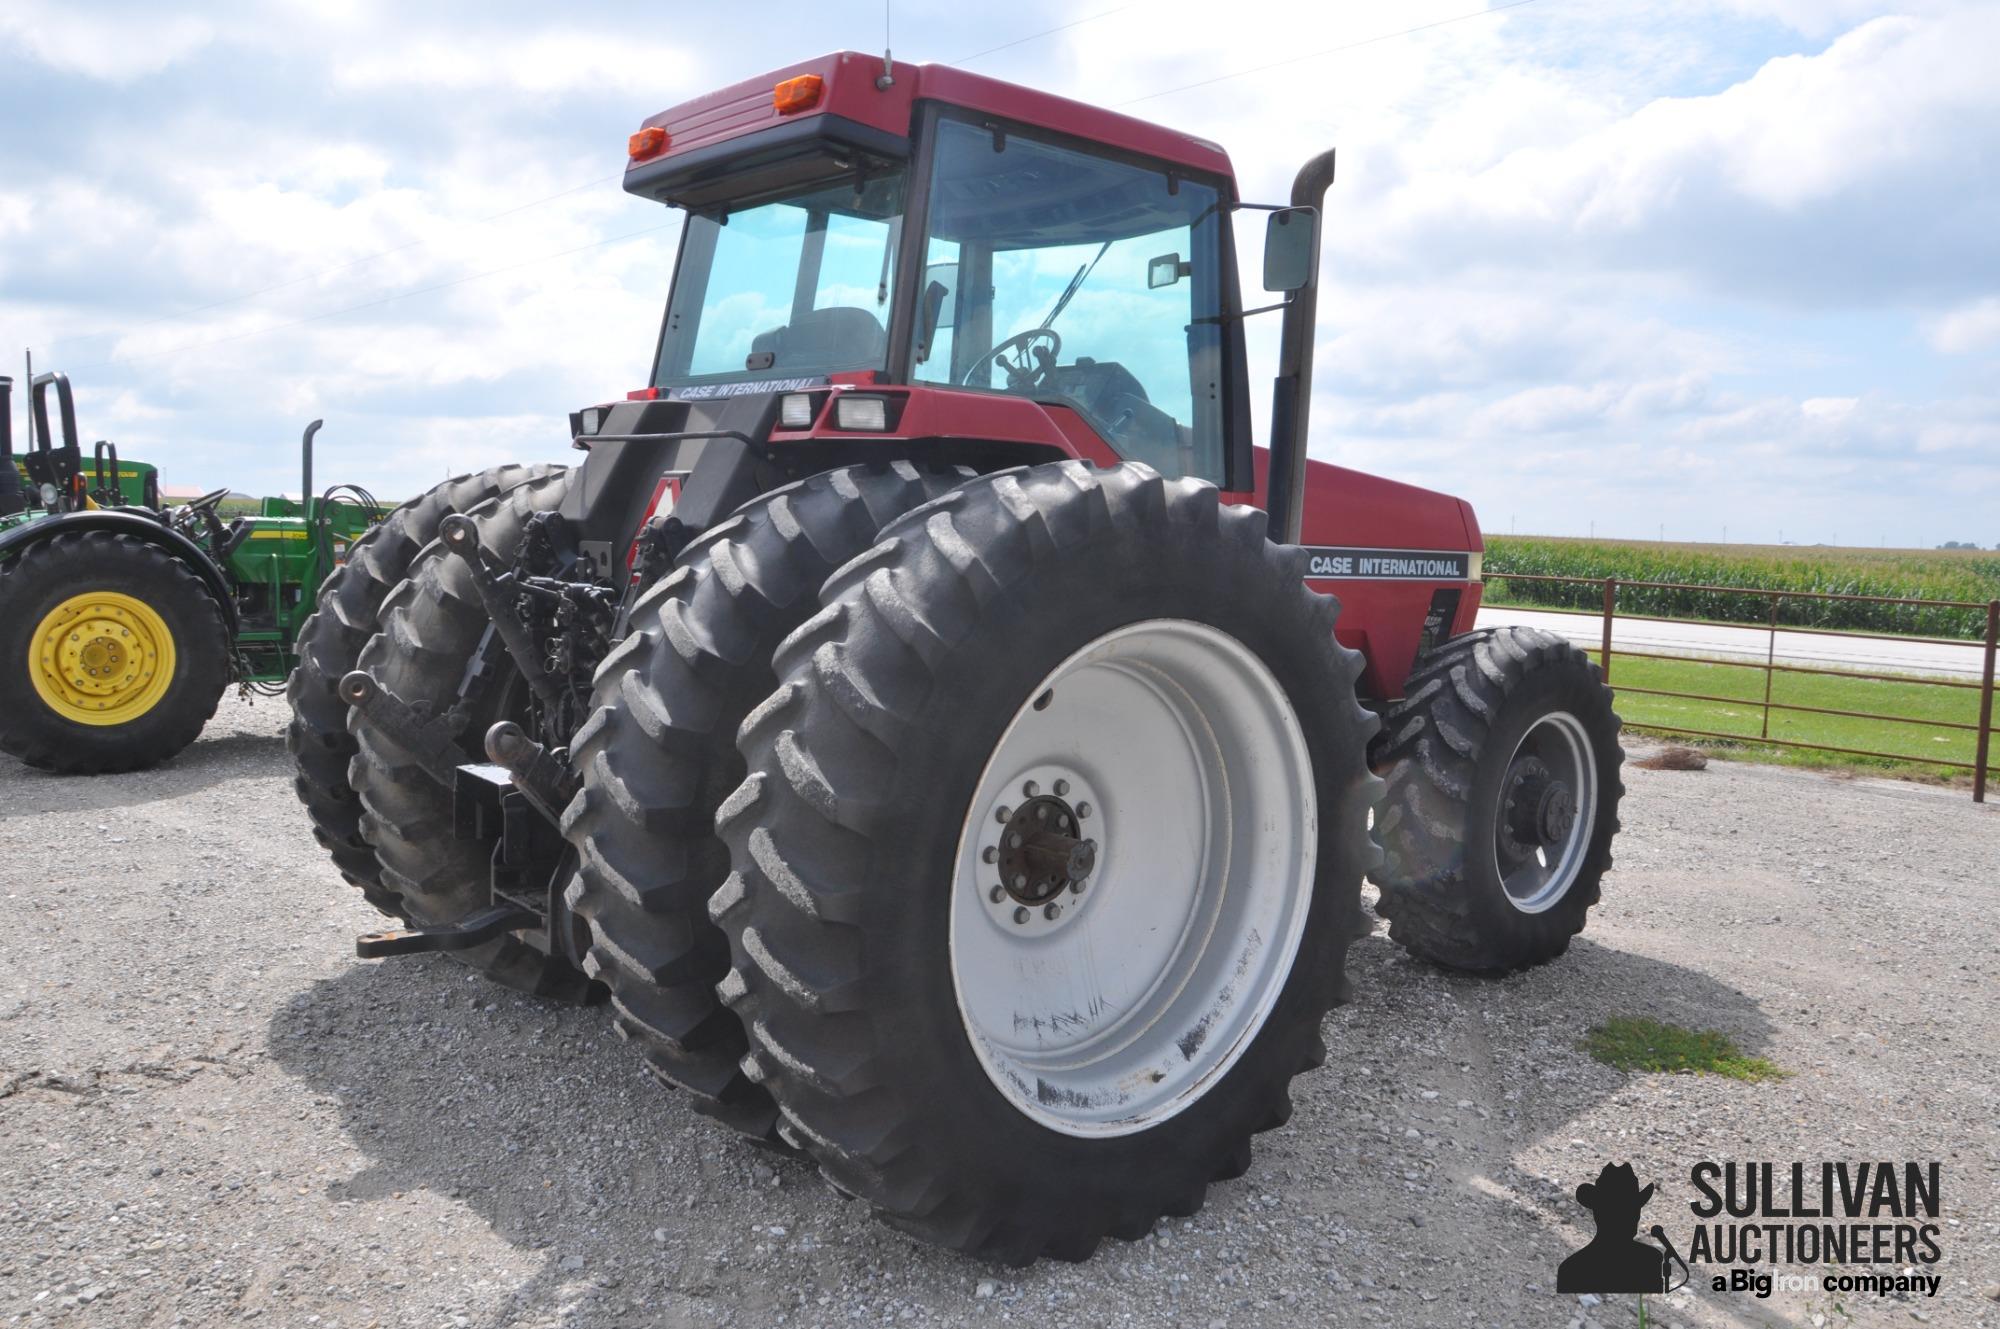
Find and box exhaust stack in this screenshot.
[1265,149,1335,547]
[0,375,20,516]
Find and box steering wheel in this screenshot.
[168,488,232,538]
[961,328,1062,391]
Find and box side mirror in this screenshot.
[1263,206,1319,293]
[923,261,958,324]
[1147,252,1190,289]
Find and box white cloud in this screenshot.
[1928,297,2000,354]
[335,32,700,97]
[0,3,215,81]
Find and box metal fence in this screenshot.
[1483,573,2000,803]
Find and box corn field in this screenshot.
[1483,537,2000,640]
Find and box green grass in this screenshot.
[1583,1017,1787,1083]
[1592,650,1987,780]
[1486,535,2000,640]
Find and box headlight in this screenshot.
[39,483,58,508]
[579,407,604,436]
[834,395,888,432]
[779,393,815,428]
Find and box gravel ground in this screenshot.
[1,694,1995,1329]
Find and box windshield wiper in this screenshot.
[1040,240,1112,330]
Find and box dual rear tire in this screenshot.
[569,459,1381,1262]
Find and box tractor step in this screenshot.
[355,903,539,959]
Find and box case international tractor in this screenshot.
[291,52,1624,1264]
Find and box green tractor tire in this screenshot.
[0,532,229,774]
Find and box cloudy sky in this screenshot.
[2,0,1993,547]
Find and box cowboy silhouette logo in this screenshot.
[1558,1162,1690,1294]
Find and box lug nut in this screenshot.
[1043,903,1061,920]
[1013,907,1030,925]
[1054,779,1069,796]
[982,845,997,863]
[1022,780,1039,797]
[996,806,1012,823]
[989,885,1006,903]
[1071,879,1087,895]
[1076,801,1092,819]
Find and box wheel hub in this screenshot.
[1491,711,1600,915]
[996,794,1096,905]
[1500,755,1575,858]
[28,592,174,725]
[977,768,1101,933]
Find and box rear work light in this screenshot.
[834,395,888,431]
[779,393,815,428]
[628,126,669,161]
[773,74,823,116]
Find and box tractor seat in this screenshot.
[750,306,886,370]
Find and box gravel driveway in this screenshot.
[2,696,1994,1328]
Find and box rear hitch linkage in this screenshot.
[354,902,541,959]
[438,514,566,712]
[337,670,474,787]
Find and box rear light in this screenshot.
[834,395,888,431]
[779,393,815,428]
[627,126,669,161]
[579,407,604,436]
[773,74,823,116]
[626,387,661,401]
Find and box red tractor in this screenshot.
[290,52,1623,1263]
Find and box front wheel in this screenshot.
[1368,626,1625,972]
[712,462,1381,1263]
[0,533,229,774]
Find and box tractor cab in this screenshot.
[572,51,1319,584]
[641,93,1257,486]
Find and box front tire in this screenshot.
[0,533,229,774]
[1368,626,1624,972]
[712,462,1381,1263]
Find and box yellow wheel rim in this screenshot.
[27,591,177,726]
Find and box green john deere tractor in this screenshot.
[0,370,380,773]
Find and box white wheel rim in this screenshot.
[1493,710,1598,915]
[948,619,1317,1137]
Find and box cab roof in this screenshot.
[623,51,1235,204]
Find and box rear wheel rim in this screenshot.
[28,590,177,726]
[1493,710,1597,914]
[948,618,1316,1138]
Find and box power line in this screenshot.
[1114,0,1547,107]
[69,221,674,372]
[951,6,1133,65]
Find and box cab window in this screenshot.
[911,118,1226,482]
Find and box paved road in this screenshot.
[1479,605,1992,679]
[3,697,1997,1328]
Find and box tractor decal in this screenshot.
[1301,546,1475,580]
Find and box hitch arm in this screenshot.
[338,670,476,787]
[356,903,539,958]
[438,514,565,710]
[484,720,580,825]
